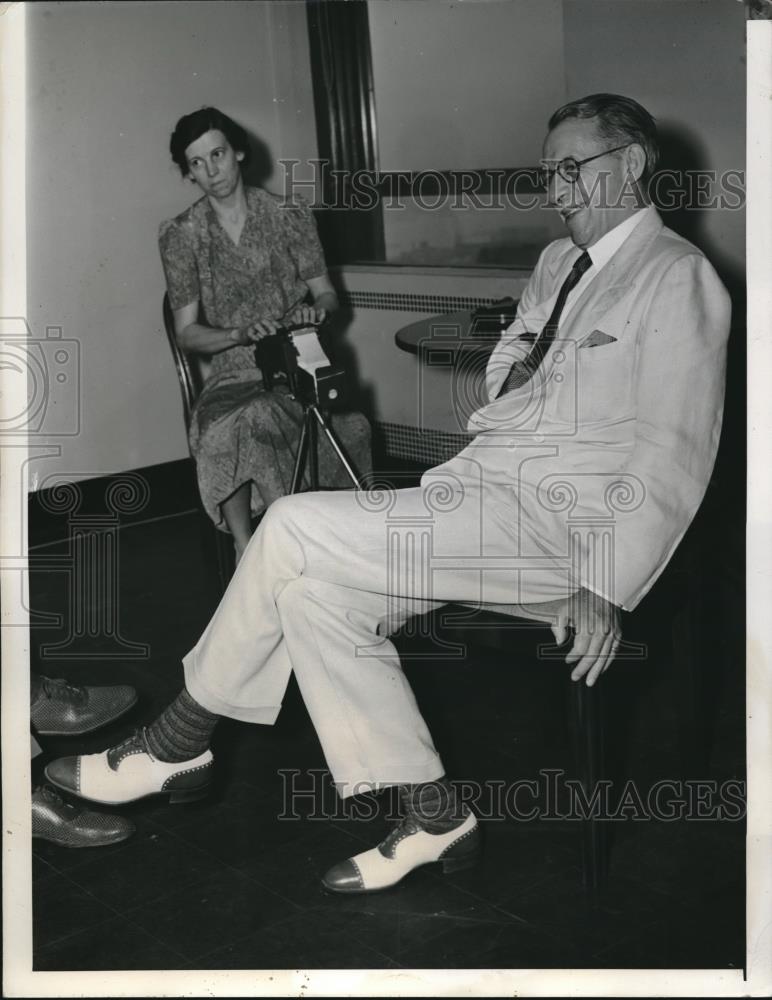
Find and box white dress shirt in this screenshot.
[560,205,653,323]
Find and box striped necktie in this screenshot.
[497,250,593,396]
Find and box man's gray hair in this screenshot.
[549,93,659,183]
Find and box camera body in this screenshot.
[254,323,346,409]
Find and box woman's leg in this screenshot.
[220,482,253,563]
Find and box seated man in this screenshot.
[45,94,730,892]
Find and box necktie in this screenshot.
[497,250,592,396]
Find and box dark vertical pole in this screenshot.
[306,0,385,264]
[308,412,319,490]
[568,678,608,894]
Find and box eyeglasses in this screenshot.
[538,143,632,189]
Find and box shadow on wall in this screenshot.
[654,121,745,310]
[242,129,275,189]
[653,122,746,557]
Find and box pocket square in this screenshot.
[581,330,618,348]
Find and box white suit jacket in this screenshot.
[432,208,731,611]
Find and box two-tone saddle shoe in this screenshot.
[44,728,213,806]
[322,811,480,894]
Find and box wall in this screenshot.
[562,0,746,298]
[26,0,317,486]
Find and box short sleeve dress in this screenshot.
[159,186,371,531]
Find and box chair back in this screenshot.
[162,292,235,590]
[162,293,212,431]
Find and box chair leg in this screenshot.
[214,528,234,596]
[672,572,711,775]
[567,679,608,893]
[196,508,234,601]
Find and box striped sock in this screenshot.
[144,688,220,763]
[400,776,468,833]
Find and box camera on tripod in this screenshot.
[253,321,362,493]
[254,322,346,409]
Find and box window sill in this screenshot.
[331,262,533,279]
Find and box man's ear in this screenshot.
[625,143,647,183]
[236,150,245,163]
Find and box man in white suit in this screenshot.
[46,94,730,893]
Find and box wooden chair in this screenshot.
[162,293,234,593]
[434,518,710,893]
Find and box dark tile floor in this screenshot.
[29,496,745,972]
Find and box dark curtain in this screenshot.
[306,0,385,263]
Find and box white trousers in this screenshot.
[183,471,576,797]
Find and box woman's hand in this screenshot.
[286,304,326,328]
[229,301,329,347]
[231,319,281,345]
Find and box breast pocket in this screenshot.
[576,341,635,422]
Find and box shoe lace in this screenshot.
[39,676,87,705]
[377,813,422,858]
[106,727,153,771]
[38,784,65,805]
[37,784,79,815]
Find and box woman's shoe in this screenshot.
[322,812,480,893]
[44,728,213,806]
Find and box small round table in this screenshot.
[395,301,519,359]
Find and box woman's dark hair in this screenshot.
[169,107,252,176]
[548,93,659,183]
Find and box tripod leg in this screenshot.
[311,405,363,489]
[308,411,319,490]
[290,412,310,495]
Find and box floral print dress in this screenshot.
[159,186,371,531]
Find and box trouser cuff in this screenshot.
[183,656,282,725]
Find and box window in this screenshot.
[306,0,566,267]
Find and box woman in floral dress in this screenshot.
[159,107,371,563]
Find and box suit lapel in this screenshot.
[489,210,665,397]
[562,208,664,339]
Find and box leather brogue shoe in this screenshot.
[31,675,138,736]
[322,811,480,894]
[32,785,135,848]
[44,728,213,806]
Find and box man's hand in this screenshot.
[550,587,621,687]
